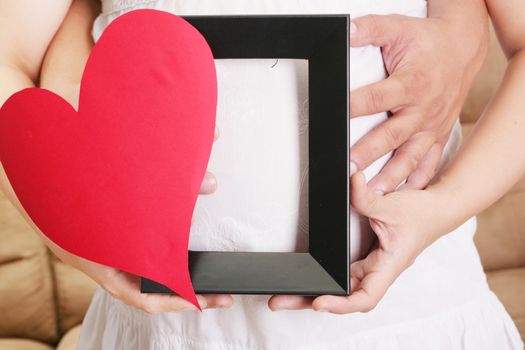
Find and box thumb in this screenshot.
[350,171,386,218]
[350,15,402,48]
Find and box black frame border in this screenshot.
[142,15,350,296]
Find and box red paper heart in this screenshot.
[0,10,217,308]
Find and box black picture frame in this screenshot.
[141,15,350,296]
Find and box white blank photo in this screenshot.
[189,59,309,253]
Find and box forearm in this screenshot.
[32,0,99,265]
[1,0,72,204]
[427,0,488,95]
[428,0,487,26]
[1,0,98,265]
[40,0,100,108]
[429,49,525,233]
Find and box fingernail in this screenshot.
[198,298,208,310]
[201,173,217,193]
[374,190,384,196]
[218,296,232,308]
[350,161,357,176]
[350,22,357,35]
[369,183,385,196]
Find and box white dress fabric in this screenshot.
[77,1,524,349]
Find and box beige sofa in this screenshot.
[0,26,524,349]
[0,190,96,350]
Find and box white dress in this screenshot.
[77,1,524,349]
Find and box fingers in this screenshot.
[109,274,232,313]
[312,261,395,314]
[106,273,198,313]
[350,75,406,118]
[267,255,394,314]
[134,294,232,314]
[367,132,435,194]
[350,171,368,212]
[350,15,404,48]
[199,294,234,309]
[268,295,315,311]
[199,171,217,194]
[398,143,443,191]
[197,127,220,195]
[139,294,202,313]
[350,112,420,172]
[214,126,220,141]
[350,275,361,293]
[103,270,233,313]
[350,171,384,218]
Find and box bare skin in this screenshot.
[1,0,492,314]
[349,0,488,194]
[271,0,525,314]
[0,0,231,313]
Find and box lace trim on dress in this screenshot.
[101,0,157,14]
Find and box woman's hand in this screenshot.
[48,166,233,314]
[1,162,231,314]
[269,171,447,314]
[66,260,232,314]
[350,2,488,194]
[1,157,232,313]
[65,253,233,314]
[0,0,230,314]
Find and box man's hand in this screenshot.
[350,7,488,194]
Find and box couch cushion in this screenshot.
[475,191,525,271]
[460,22,506,125]
[0,194,58,344]
[51,257,97,333]
[487,267,525,341]
[462,123,525,271]
[56,325,81,350]
[459,24,525,272]
[0,339,54,350]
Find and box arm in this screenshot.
[39,0,99,109]
[3,0,230,312]
[272,0,525,314]
[269,0,490,312]
[0,0,73,256]
[0,0,72,98]
[427,0,525,231]
[349,0,489,194]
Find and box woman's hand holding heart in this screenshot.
[0,4,230,313]
[1,130,233,313]
[60,162,234,313]
[57,130,233,313]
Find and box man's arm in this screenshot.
[349,0,489,194]
[271,0,525,313]
[311,0,525,314]
[269,0,490,312]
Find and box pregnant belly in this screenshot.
[190,46,389,262]
[91,0,429,265]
